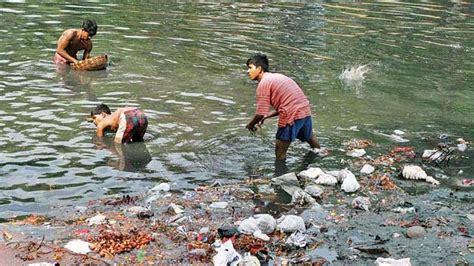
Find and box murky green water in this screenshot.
[0,2,472,218]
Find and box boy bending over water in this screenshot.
[89,104,148,143]
[245,53,322,160]
[54,19,97,64]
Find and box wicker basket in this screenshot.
[72,55,108,71]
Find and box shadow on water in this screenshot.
[92,136,152,173]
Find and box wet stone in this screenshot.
[301,203,328,223]
[407,226,426,238]
[256,184,274,194]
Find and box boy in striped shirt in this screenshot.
[245,54,322,160]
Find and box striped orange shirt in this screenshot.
[256,73,311,128]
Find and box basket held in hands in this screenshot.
[72,55,108,71]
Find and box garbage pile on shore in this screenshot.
[0,137,472,265]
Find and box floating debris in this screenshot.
[89,228,153,258]
[352,197,371,211]
[64,239,92,255]
[346,148,366,158]
[360,164,375,175]
[402,165,440,185]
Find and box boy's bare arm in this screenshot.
[96,117,113,137]
[82,41,93,60]
[56,30,78,64]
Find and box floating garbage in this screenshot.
[241,252,261,266]
[146,183,172,204]
[314,174,338,186]
[218,226,239,239]
[422,149,451,164]
[338,169,355,183]
[360,164,375,175]
[375,257,411,266]
[304,185,324,198]
[456,138,469,152]
[285,230,307,248]
[402,165,439,185]
[28,263,56,266]
[311,147,329,157]
[212,240,241,266]
[291,190,317,206]
[346,148,366,157]
[75,206,87,213]
[373,131,409,143]
[253,230,270,241]
[87,214,107,226]
[340,170,360,193]
[298,167,324,180]
[462,179,474,186]
[210,201,229,209]
[126,206,153,218]
[64,239,92,254]
[239,214,276,237]
[238,217,259,235]
[254,214,276,234]
[272,172,306,198]
[151,182,170,192]
[393,130,405,135]
[352,196,370,211]
[391,207,416,214]
[276,215,305,233]
[168,203,184,214]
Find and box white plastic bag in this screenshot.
[212,240,241,266]
[314,174,338,186]
[341,171,360,193]
[375,257,411,266]
[254,214,276,234]
[360,164,375,174]
[64,239,91,254]
[238,217,259,235]
[298,167,324,180]
[276,215,305,233]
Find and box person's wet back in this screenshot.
[89,104,148,144]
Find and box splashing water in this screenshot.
[339,64,371,87]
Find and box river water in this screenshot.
[0,2,472,219]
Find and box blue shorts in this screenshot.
[276,116,313,142]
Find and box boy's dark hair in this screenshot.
[91,104,111,116]
[82,19,97,37]
[246,53,269,72]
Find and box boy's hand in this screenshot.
[246,123,257,132]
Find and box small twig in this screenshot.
[31,235,45,252]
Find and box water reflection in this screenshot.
[93,136,152,172]
[274,150,324,177]
[56,66,108,100]
[274,159,289,177]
